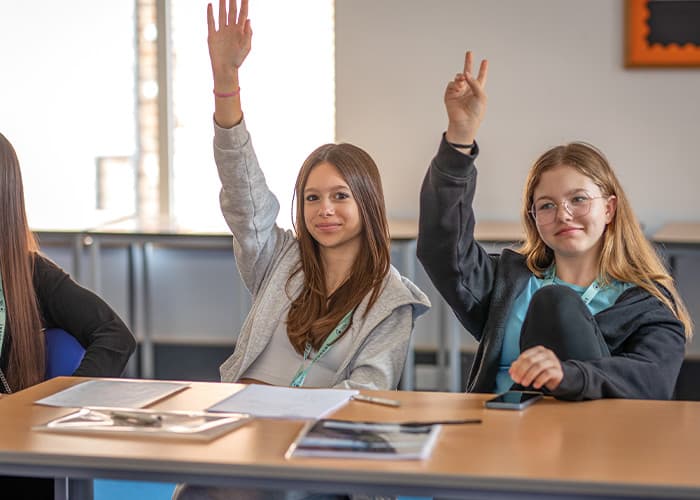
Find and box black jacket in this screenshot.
[0,253,135,391]
[417,135,686,400]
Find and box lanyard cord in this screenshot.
[0,275,9,394]
[0,369,10,394]
[290,308,354,388]
[543,265,602,305]
[0,272,5,361]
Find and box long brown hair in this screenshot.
[0,132,44,390]
[286,143,391,354]
[519,142,693,339]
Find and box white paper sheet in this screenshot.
[35,379,190,408]
[207,385,358,419]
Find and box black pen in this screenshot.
[398,419,482,427]
[322,419,481,431]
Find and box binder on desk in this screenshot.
[285,419,441,460]
[34,407,251,442]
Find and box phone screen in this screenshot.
[484,391,543,410]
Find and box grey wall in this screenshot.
[335,0,700,234]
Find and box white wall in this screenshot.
[335,0,700,234]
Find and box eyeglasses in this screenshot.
[529,195,608,226]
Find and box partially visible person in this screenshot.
[0,131,136,498]
[417,51,691,401]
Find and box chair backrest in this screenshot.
[44,328,86,379]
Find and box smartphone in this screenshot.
[484,391,543,410]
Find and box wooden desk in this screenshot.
[5,377,698,499]
[652,222,700,357]
[652,222,700,245]
[652,222,700,273]
[385,219,524,244]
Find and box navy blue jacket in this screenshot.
[417,136,686,400]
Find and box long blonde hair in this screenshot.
[519,142,693,339]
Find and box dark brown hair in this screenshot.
[286,143,391,353]
[0,132,44,390]
[519,142,692,338]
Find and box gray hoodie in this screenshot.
[214,120,430,390]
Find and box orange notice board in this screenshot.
[626,0,700,67]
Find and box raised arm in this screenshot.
[207,0,252,128]
[444,51,489,151]
[207,0,291,294]
[417,51,495,337]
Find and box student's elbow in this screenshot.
[111,321,137,360]
[123,329,137,356]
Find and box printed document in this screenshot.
[207,384,358,419]
[35,379,190,408]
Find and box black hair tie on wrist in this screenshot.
[447,141,475,150]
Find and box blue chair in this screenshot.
[44,327,85,379]
[42,328,175,499]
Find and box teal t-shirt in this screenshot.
[494,273,633,394]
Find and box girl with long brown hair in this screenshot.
[0,133,135,496]
[176,3,430,498]
[208,0,429,391]
[0,132,135,395]
[418,51,690,401]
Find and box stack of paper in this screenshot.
[35,380,190,408]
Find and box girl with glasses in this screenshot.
[417,51,692,401]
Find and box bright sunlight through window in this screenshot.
[170,0,335,230]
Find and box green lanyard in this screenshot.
[543,265,602,305]
[290,308,354,388]
[0,274,5,358]
[0,274,10,394]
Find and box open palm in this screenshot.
[207,0,252,74]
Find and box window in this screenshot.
[1,0,334,232]
[0,1,137,224]
[170,0,335,229]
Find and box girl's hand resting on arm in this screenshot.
[509,345,564,391]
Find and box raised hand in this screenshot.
[207,0,252,84]
[207,0,252,128]
[444,51,488,147]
